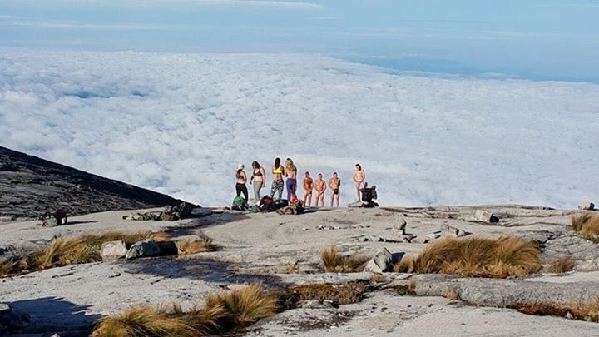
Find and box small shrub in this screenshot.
[548,256,576,273]
[321,246,369,273]
[0,231,168,277]
[395,236,542,278]
[512,296,599,322]
[175,233,215,256]
[288,282,368,305]
[571,214,599,242]
[393,255,416,273]
[204,284,277,327]
[92,306,199,337]
[444,289,460,300]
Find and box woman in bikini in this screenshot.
[285,158,297,202]
[250,161,266,204]
[235,164,248,205]
[353,164,365,201]
[270,157,285,201]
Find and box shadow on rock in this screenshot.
[8,296,100,334]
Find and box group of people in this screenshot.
[234,157,366,208]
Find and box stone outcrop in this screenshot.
[578,202,595,211]
[101,240,128,261]
[364,248,393,273]
[0,146,183,220]
[125,240,162,260]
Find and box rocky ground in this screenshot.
[0,146,182,221]
[1,205,599,336]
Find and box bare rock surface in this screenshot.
[0,146,182,220]
[1,205,598,336]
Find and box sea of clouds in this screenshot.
[1,49,598,208]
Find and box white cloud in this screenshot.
[0,50,598,208]
[0,16,185,31]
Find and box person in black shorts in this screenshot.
[235,164,248,205]
[328,172,341,207]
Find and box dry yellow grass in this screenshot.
[175,233,215,256]
[321,246,369,273]
[395,236,542,278]
[204,284,277,327]
[0,231,168,277]
[288,282,368,305]
[393,255,416,273]
[444,289,461,300]
[93,284,277,337]
[92,306,199,337]
[548,256,576,273]
[571,213,599,242]
[513,296,599,322]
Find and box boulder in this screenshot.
[365,248,393,273]
[474,210,499,223]
[395,217,408,234]
[578,202,595,211]
[125,240,162,260]
[156,240,178,256]
[348,201,367,208]
[101,240,127,261]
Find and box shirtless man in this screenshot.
[353,164,365,201]
[303,171,314,206]
[328,172,341,207]
[314,173,327,207]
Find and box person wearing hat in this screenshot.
[235,164,248,204]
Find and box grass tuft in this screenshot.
[571,213,599,242]
[548,256,576,273]
[512,296,599,322]
[92,306,199,337]
[92,284,276,337]
[175,232,216,256]
[287,282,368,305]
[321,246,369,273]
[394,236,542,278]
[0,231,168,277]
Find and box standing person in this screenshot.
[303,171,314,206]
[235,164,248,205]
[353,164,365,201]
[328,172,341,207]
[285,158,297,202]
[314,173,327,207]
[270,157,285,201]
[250,161,266,205]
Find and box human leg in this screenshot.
[254,182,263,203]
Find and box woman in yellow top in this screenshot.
[270,157,285,201]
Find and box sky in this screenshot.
[1,0,599,82]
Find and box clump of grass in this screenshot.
[92,306,199,337]
[512,296,599,322]
[393,255,416,273]
[547,256,576,273]
[369,274,386,283]
[287,282,368,305]
[444,289,460,301]
[321,246,369,273]
[571,214,599,242]
[175,232,216,256]
[0,231,168,277]
[92,285,276,337]
[394,236,542,278]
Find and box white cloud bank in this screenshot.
[3,0,324,10]
[1,50,598,208]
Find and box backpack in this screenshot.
[260,195,275,212]
[232,196,246,211]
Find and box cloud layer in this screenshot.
[1,50,598,208]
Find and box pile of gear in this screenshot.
[348,183,379,208]
[124,202,195,221]
[231,195,304,215]
[39,209,68,227]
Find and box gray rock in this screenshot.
[365,248,393,273]
[395,217,407,234]
[0,303,10,313]
[125,240,161,260]
[101,240,127,262]
[348,201,367,208]
[578,202,595,211]
[474,210,499,223]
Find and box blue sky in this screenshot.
[1,0,599,82]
